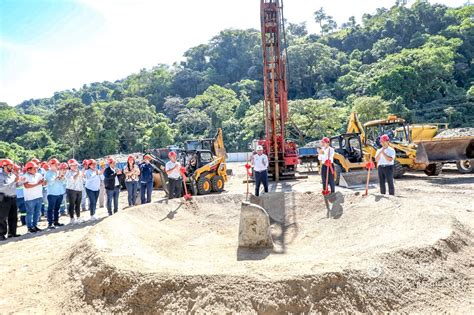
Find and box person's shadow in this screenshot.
[325,192,345,219]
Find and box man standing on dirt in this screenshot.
[318,137,335,194]
[23,161,45,233]
[0,159,21,240]
[375,134,396,195]
[252,145,269,197]
[104,158,122,216]
[139,154,154,204]
[165,151,182,199]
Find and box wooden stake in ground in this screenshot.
[245,153,251,201]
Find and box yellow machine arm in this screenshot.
[213,128,227,161]
[347,112,366,143]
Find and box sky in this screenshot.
[0,0,467,106]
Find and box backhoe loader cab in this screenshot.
[364,116,411,147]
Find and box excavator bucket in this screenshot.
[339,170,378,189]
[415,137,474,164]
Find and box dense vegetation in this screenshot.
[1,1,472,161]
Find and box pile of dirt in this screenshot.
[435,127,474,138]
[49,192,474,313]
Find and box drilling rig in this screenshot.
[257,0,298,181]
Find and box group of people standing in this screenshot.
[0,154,155,240]
[251,134,396,197]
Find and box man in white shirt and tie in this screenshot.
[251,145,269,197]
[318,137,335,194]
[375,134,396,195]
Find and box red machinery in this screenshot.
[258,0,298,180]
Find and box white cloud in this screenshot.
[0,0,468,106]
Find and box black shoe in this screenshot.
[28,228,37,233]
[33,226,43,232]
[0,235,6,241]
[8,233,21,238]
[47,225,56,230]
[54,222,64,227]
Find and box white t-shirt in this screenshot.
[23,173,44,201]
[253,154,269,172]
[166,161,181,179]
[376,146,396,166]
[318,147,334,163]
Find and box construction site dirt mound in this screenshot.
[435,127,474,138]
[49,192,474,313]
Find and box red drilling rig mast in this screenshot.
[258,0,298,181]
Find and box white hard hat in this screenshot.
[256,145,263,151]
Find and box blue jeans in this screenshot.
[140,181,153,204]
[254,170,269,196]
[106,187,120,215]
[16,197,27,225]
[47,194,63,226]
[86,188,99,216]
[125,181,138,206]
[25,197,42,229]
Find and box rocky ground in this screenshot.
[0,163,472,313]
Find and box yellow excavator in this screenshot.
[347,112,474,177]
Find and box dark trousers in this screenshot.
[378,165,395,195]
[168,178,182,199]
[106,187,120,215]
[86,188,99,215]
[16,197,26,225]
[66,189,82,218]
[254,170,269,197]
[47,194,63,226]
[140,181,153,204]
[0,196,18,237]
[321,165,335,193]
[125,181,138,206]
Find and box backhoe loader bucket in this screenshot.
[415,137,474,164]
[339,170,378,189]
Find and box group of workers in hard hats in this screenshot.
[250,135,396,197]
[0,154,157,240]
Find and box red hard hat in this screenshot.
[89,159,97,165]
[25,161,38,169]
[128,155,135,161]
[49,158,60,165]
[59,162,69,170]
[107,157,115,164]
[82,159,90,166]
[168,151,177,158]
[322,137,330,144]
[41,161,48,168]
[32,158,40,164]
[68,159,79,166]
[143,154,152,160]
[380,135,390,142]
[13,164,20,171]
[2,159,14,167]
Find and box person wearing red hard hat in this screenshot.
[139,154,154,204]
[85,159,104,220]
[103,157,122,216]
[65,158,84,224]
[23,161,45,233]
[165,151,182,200]
[0,158,22,240]
[123,155,140,207]
[375,134,396,195]
[318,137,336,194]
[81,160,90,213]
[44,158,67,229]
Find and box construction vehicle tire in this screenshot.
[456,160,474,174]
[424,162,443,176]
[334,163,342,185]
[393,160,406,178]
[197,176,212,195]
[211,175,225,192]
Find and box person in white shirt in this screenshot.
[87,159,106,218]
[165,151,182,199]
[375,134,396,195]
[103,158,121,216]
[251,145,269,196]
[22,161,45,233]
[65,159,84,224]
[318,137,335,194]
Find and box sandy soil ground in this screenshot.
[0,163,472,313]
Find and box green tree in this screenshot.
[350,96,390,123]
